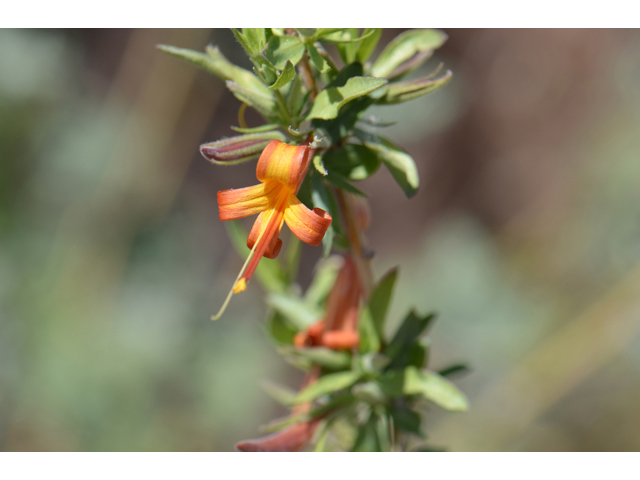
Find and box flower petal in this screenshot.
[284,194,332,246]
[256,140,313,192]
[217,182,277,221]
[247,211,284,259]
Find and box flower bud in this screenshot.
[199,131,286,165]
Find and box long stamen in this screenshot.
[211,224,268,321]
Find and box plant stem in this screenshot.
[336,188,373,298]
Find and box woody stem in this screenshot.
[336,188,373,299]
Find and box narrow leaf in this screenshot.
[231,123,281,133]
[293,371,362,404]
[266,293,322,331]
[364,137,419,198]
[368,268,398,339]
[357,28,383,64]
[405,367,469,412]
[378,69,453,104]
[268,60,296,90]
[261,380,298,405]
[281,346,352,371]
[226,80,277,119]
[307,43,331,74]
[385,310,435,364]
[371,29,447,78]
[304,255,342,306]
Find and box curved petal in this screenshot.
[217,181,277,221]
[256,140,313,193]
[247,211,284,259]
[283,194,332,246]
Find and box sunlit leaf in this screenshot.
[268,60,296,90]
[357,28,382,64]
[226,80,277,119]
[371,29,447,79]
[305,76,388,120]
[262,35,306,70]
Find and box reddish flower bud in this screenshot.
[200,131,286,165]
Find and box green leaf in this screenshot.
[264,310,297,345]
[280,346,352,371]
[364,137,419,198]
[313,154,328,176]
[262,35,306,70]
[225,221,287,293]
[293,371,362,404]
[321,144,381,181]
[304,255,342,306]
[296,28,317,38]
[378,367,468,411]
[226,80,277,119]
[390,408,424,437]
[385,310,435,364]
[159,44,266,94]
[323,169,367,197]
[351,411,380,452]
[262,393,355,433]
[405,367,468,412]
[357,28,383,64]
[268,60,296,90]
[368,268,398,339]
[358,309,380,354]
[286,74,306,117]
[307,43,331,74]
[438,363,470,378]
[305,76,388,120]
[352,381,388,404]
[312,28,346,41]
[261,380,297,405]
[242,28,268,55]
[371,29,447,79]
[230,123,281,133]
[375,410,391,452]
[378,68,453,104]
[266,293,322,331]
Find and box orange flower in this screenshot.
[213,140,332,319]
[294,255,361,350]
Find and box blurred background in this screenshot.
[1,28,640,451]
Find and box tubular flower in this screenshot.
[213,140,332,319]
[236,368,321,452]
[294,255,361,350]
